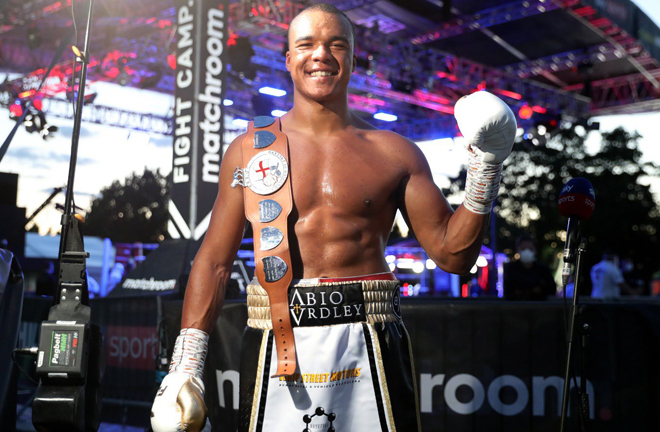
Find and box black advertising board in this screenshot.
[199,300,660,432]
[16,297,660,431]
[170,0,229,241]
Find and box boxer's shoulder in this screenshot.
[358,128,429,173]
[351,125,413,150]
[222,132,248,161]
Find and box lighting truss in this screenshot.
[353,24,591,118]
[230,0,303,34]
[41,97,172,134]
[503,43,627,78]
[560,0,660,89]
[411,0,561,44]
[328,0,380,12]
[571,69,660,115]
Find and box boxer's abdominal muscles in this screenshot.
[290,193,395,279]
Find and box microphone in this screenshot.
[558,178,595,286]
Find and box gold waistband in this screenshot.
[246,279,401,330]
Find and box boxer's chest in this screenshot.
[285,132,403,216]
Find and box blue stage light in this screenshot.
[223,99,234,106]
[258,86,287,97]
[232,118,249,128]
[373,112,397,122]
[271,109,287,117]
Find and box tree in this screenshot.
[496,126,660,287]
[84,168,170,243]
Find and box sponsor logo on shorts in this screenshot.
[279,368,361,385]
[303,407,336,432]
[288,284,365,326]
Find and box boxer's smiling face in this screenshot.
[286,11,356,103]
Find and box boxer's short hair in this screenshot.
[287,3,356,49]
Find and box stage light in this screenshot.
[519,104,533,120]
[223,99,234,106]
[470,264,478,274]
[373,112,397,122]
[537,125,547,135]
[496,89,522,100]
[396,258,414,269]
[476,256,488,267]
[258,86,287,97]
[232,118,249,128]
[412,261,425,274]
[9,102,23,118]
[426,259,437,270]
[388,262,396,272]
[271,109,287,117]
[385,255,396,263]
[167,54,176,70]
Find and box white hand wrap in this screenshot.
[454,91,516,214]
[464,156,502,214]
[169,328,209,378]
[151,328,209,432]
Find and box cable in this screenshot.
[71,0,79,116]
[12,350,39,386]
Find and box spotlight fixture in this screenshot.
[373,112,397,122]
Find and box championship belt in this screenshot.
[233,116,296,377]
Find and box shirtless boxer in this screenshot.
[151,4,516,432]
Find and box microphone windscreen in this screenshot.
[558,177,595,221]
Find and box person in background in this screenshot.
[503,234,556,300]
[620,257,646,295]
[590,250,636,298]
[651,269,660,297]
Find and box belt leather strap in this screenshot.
[240,116,296,377]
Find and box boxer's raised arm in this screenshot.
[397,142,489,275]
[398,91,516,274]
[181,133,247,332]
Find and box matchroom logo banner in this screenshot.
[169,0,229,241]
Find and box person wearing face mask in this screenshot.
[590,250,635,298]
[503,234,557,301]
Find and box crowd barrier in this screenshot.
[16,295,660,431]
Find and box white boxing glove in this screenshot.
[454,90,517,164]
[454,91,517,214]
[151,328,209,432]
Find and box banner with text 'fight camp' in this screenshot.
[169,0,229,241]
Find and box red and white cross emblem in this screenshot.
[256,161,270,179]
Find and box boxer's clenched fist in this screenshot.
[151,373,207,432]
[454,91,516,214]
[151,328,209,432]
[454,91,516,164]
